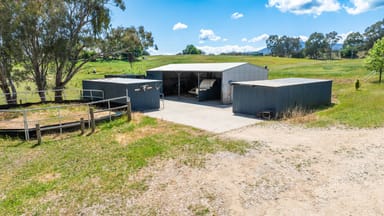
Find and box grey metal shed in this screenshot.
[82,78,162,111]
[146,62,268,104]
[232,78,332,117]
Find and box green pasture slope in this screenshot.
[72,55,383,128]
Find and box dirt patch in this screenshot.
[82,123,384,215]
[38,173,61,183]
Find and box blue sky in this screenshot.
[110,0,384,55]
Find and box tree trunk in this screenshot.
[54,86,64,102]
[0,84,13,104]
[35,71,47,102]
[36,78,47,103]
[8,77,17,104]
[38,90,46,103]
[380,68,382,84]
[0,73,16,105]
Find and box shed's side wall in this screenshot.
[222,64,268,104]
[232,80,332,116]
[82,80,161,111]
[276,81,332,114]
[232,85,276,115]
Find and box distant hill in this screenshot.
[332,43,343,51]
[219,42,343,56]
[255,42,343,55]
[255,47,271,55]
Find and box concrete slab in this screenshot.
[143,97,262,133]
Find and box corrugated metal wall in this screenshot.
[82,80,161,111]
[222,64,268,104]
[232,81,332,116]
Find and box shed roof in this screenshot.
[147,62,249,72]
[232,78,331,88]
[84,78,161,84]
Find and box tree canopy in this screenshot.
[364,19,384,50]
[266,35,301,57]
[182,45,203,55]
[0,0,141,103]
[341,32,364,58]
[102,26,156,64]
[325,31,341,60]
[365,37,384,83]
[0,1,19,104]
[305,32,327,59]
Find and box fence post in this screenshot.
[58,108,62,135]
[90,108,96,133]
[127,100,132,122]
[36,123,41,145]
[108,100,111,121]
[80,117,85,135]
[23,110,29,141]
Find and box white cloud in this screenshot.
[344,0,384,15]
[231,12,244,19]
[243,34,270,43]
[199,29,222,42]
[339,31,353,43]
[266,0,341,16]
[172,22,188,31]
[197,45,264,55]
[297,35,309,41]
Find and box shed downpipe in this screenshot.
[197,72,200,101]
[177,72,181,98]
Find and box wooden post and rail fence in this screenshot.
[1,95,132,145]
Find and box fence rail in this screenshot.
[0,88,104,105]
[0,95,130,141]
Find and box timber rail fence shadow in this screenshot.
[0,96,132,143]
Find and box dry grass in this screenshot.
[281,107,318,124]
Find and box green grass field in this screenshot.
[0,114,249,215]
[0,55,383,214]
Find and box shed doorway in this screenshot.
[162,71,222,101]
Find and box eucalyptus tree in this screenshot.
[14,0,125,102]
[341,32,364,58]
[51,0,125,101]
[305,32,327,59]
[0,1,20,104]
[266,35,301,57]
[325,31,341,60]
[104,26,156,67]
[266,35,281,57]
[364,19,384,50]
[16,0,59,102]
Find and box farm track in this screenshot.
[83,123,384,215]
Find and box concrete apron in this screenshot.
[143,97,262,133]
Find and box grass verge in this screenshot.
[0,114,249,215]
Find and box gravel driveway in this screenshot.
[114,123,384,215]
